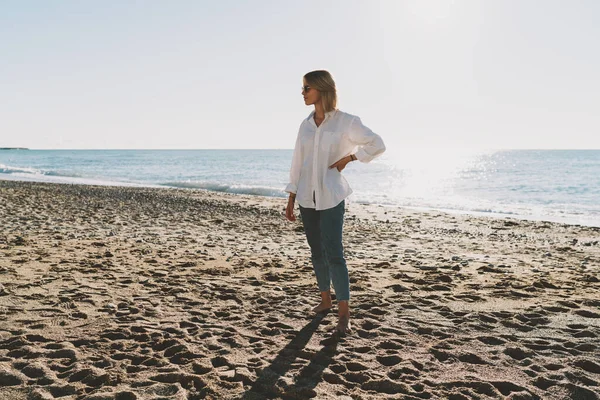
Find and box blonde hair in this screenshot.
[304,70,337,112]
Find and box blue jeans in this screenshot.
[299,200,350,301]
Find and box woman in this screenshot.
[285,70,386,335]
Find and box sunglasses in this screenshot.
[301,85,311,92]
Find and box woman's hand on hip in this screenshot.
[285,196,296,222]
[329,155,352,172]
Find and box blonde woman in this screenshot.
[285,70,386,335]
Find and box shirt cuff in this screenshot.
[355,148,374,163]
[285,183,297,194]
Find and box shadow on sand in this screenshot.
[243,312,340,399]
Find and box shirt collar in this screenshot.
[306,109,338,122]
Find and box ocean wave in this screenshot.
[43,170,82,178]
[159,181,287,198]
[0,164,42,175]
[0,163,80,178]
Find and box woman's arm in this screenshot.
[285,123,304,196]
[347,117,386,162]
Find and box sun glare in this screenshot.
[406,0,457,24]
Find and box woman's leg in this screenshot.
[299,205,332,312]
[320,200,351,333]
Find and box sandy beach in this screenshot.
[0,180,598,400]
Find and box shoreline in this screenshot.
[0,180,599,399]
[1,175,598,229]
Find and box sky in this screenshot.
[1,0,599,150]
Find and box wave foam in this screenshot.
[0,163,80,178]
[159,181,286,198]
[0,164,42,175]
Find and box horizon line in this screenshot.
[2,148,600,151]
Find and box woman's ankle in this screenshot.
[320,291,332,303]
[337,300,350,317]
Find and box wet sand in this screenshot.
[0,180,599,400]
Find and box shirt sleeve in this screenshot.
[285,123,304,194]
[347,116,386,163]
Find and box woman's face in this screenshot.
[302,79,321,106]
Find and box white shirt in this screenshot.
[285,109,386,210]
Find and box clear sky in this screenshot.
[1,0,599,150]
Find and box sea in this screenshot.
[1,149,599,227]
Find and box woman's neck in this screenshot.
[313,103,325,120]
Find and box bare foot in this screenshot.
[335,315,352,335]
[313,301,332,314]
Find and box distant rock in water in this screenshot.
[0,147,29,150]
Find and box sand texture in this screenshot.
[0,181,599,399]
